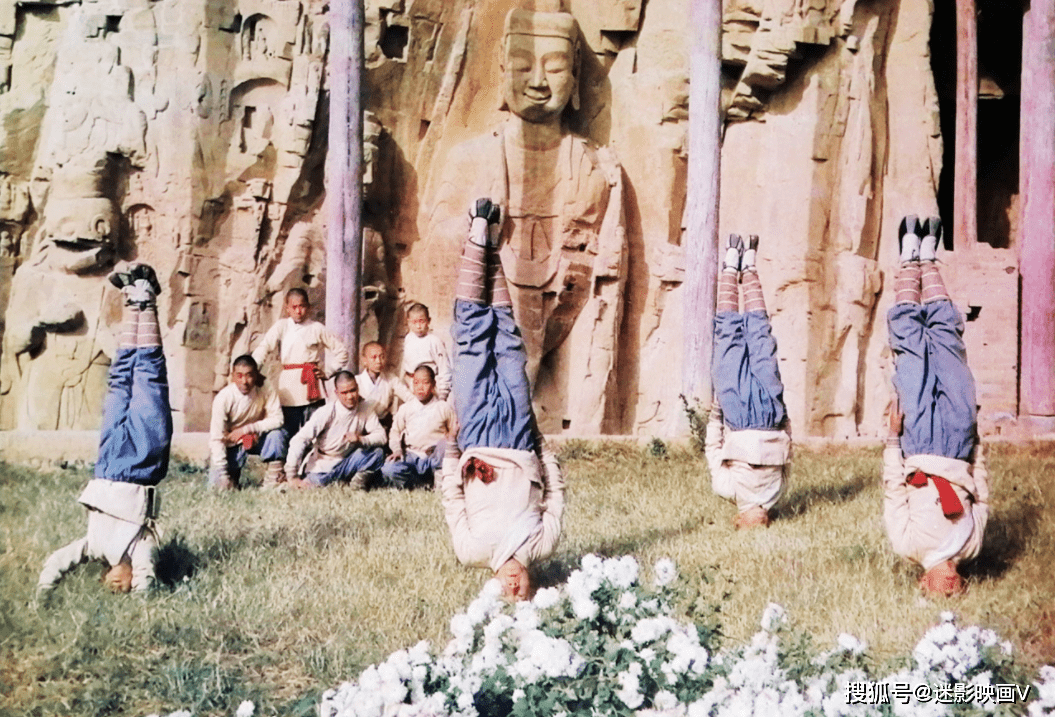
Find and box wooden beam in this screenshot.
[326,0,365,371]
[683,0,723,408]
[954,0,977,252]
[1019,0,1055,421]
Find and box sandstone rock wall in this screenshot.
[0,0,1023,438]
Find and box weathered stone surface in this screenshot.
[0,0,1032,439]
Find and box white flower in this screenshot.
[760,603,786,632]
[618,591,638,611]
[235,702,254,717]
[653,558,677,588]
[533,586,561,610]
[616,662,645,709]
[632,616,675,644]
[940,611,956,623]
[408,640,431,665]
[581,553,604,577]
[655,690,679,710]
[483,614,513,644]
[512,688,525,703]
[571,594,599,620]
[836,633,867,655]
[603,555,640,589]
[513,601,540,632]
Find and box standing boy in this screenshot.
[401,303,452,400]
[439,199,565,601]
[38,264,170,593]
[284,371,386,489]
[252,288,350,436]
[356,341,413,428]
[883,215,989,597]
[705,234,791,529]
[379,365,458,490]
[209,355,285,490]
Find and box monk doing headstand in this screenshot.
[440,198,565,601]
[883,215,989,597]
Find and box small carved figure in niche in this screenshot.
[427,5,627,433]
[244,16,276,62]
[128,205,156,247]
[0,229,15,258]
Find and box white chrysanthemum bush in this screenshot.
[319,555,1054,717]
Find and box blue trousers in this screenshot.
[306,447,384,487]
[95,347,173,486]
[451,300,534,451]
[888,299,977,461]
[224,429,287,483]
[379,442,446,490]
[712,311,787,431]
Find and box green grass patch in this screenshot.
[1,442,1052,715]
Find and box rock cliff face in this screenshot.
[0,0,1021,438]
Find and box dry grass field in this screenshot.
[0,440,1052,716]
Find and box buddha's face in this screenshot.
[502,33,576,124]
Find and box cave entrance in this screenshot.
[930,0,1023,250]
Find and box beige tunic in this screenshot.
[704,408,790,513]
[209,382,283,476]
[883,441,990,570]
[251,318,350,406]
[38,479,159,592]
[401,332,452,399]
[356,369,414,421]
[389,396,458,457]
[285,400,386,477]
[440,443,564,573]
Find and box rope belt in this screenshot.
[462,456,496,484]
[283,362,322,401]
[907,470,964,519]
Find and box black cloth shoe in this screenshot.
[130,264,162,296]
[109,270,133,290]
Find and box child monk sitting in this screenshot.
[356,341,413,429]
[402,303,452,400]
[379,364,458,490]
[284,371,386,489]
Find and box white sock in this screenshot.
[723,247,740,272]
[900,232,920,264]
[919,233,938,262]
[468,217,489,247]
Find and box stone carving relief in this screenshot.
[425,7,627,434]
[361,112,396,349]
[722,0,862,121]
[0,0,151,429]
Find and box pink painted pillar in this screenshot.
[1019,0,1055,423]
[683,0,723,407]
[326,0,365,371]
[954,0,977,253]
